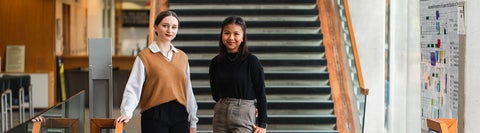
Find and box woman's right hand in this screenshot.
[31,115,45,123]
[115,115,130,124]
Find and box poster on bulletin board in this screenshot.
[6,45,26,72]
[420,0,463,131]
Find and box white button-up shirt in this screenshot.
[119,42,198,128]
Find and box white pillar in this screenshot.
[464,0,480,132]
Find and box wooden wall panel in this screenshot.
[0,0,56,105]
[0,0,55,73]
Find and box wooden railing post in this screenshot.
[90,118,124,133]
[31,118,79,133]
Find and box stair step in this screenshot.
[191,73,328,80]
[180,16,318,22]
[173,9,318,16]
[187,53,324,60]
[193,86,331,95]
[179,27,320,34]
[170,0,317,4]
[196,124,337,132]
[195,95,331,101]
[197,130,338,133]
[175,33,322,40]
[173,40,323,47]
[191,66,327,73]
[189,59,326,66]
[197,100,333,110]
[170,4,317,10]
[179,46,324,53]
[197,115,336,124]
[197,109,333,115]
[179,21,320,28]
[192,80,330,87]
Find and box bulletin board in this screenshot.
[420,0,465,131]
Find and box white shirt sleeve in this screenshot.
[186,63,199,128]
[120,57,145,119]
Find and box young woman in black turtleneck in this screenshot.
[209,16,267,133]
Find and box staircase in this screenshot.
[169,0,337,132]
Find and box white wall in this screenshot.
[464,0,480,132]
[88,0,116,55]
[121,27,149,56]
[404,0,422,132]
[55,0,88,55]
[347,0,386,132]
[30,74,49,108]
[87,0,102,38]
[388,0,422,132]
[388,0,408,131]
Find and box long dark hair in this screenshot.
[217,16,249,61]
[154,10,179,36]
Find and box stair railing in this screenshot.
[337,0,369,132]
[318,0,369,133]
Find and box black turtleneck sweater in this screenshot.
[209,52,267,128]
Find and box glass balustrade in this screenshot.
[336,0,367,131]
[7,91,85,133]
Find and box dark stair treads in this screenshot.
[197,100,334,110]
[193,86,331,95]
[189,59,327,66]
[191,72,329,80]
[168,0,335,132]
[175,34,323,40]
[179,21,320,28]
[195,124,338,133]
[170,0,317,4]
[197,114,336,124]
[173,9,318,16]
[196,129,338,133]
[178,46,325,53]
[173,40,323,47]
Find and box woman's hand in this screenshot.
[31,116,45,123]
[115,115,130,124]
[253,125,266,133]
[190,128,196,133]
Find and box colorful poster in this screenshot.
[420,0,460,131]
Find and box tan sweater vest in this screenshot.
[138,49,188,112]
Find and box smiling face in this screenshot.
[221,23,244,53]
[154,15,179,43]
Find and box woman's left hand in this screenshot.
[253,126,266,133]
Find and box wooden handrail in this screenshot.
[32,122,41,133]
[317,0,351,133]
[342,0,369,95]
[318,0,370,132]
[90,118,124,133]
